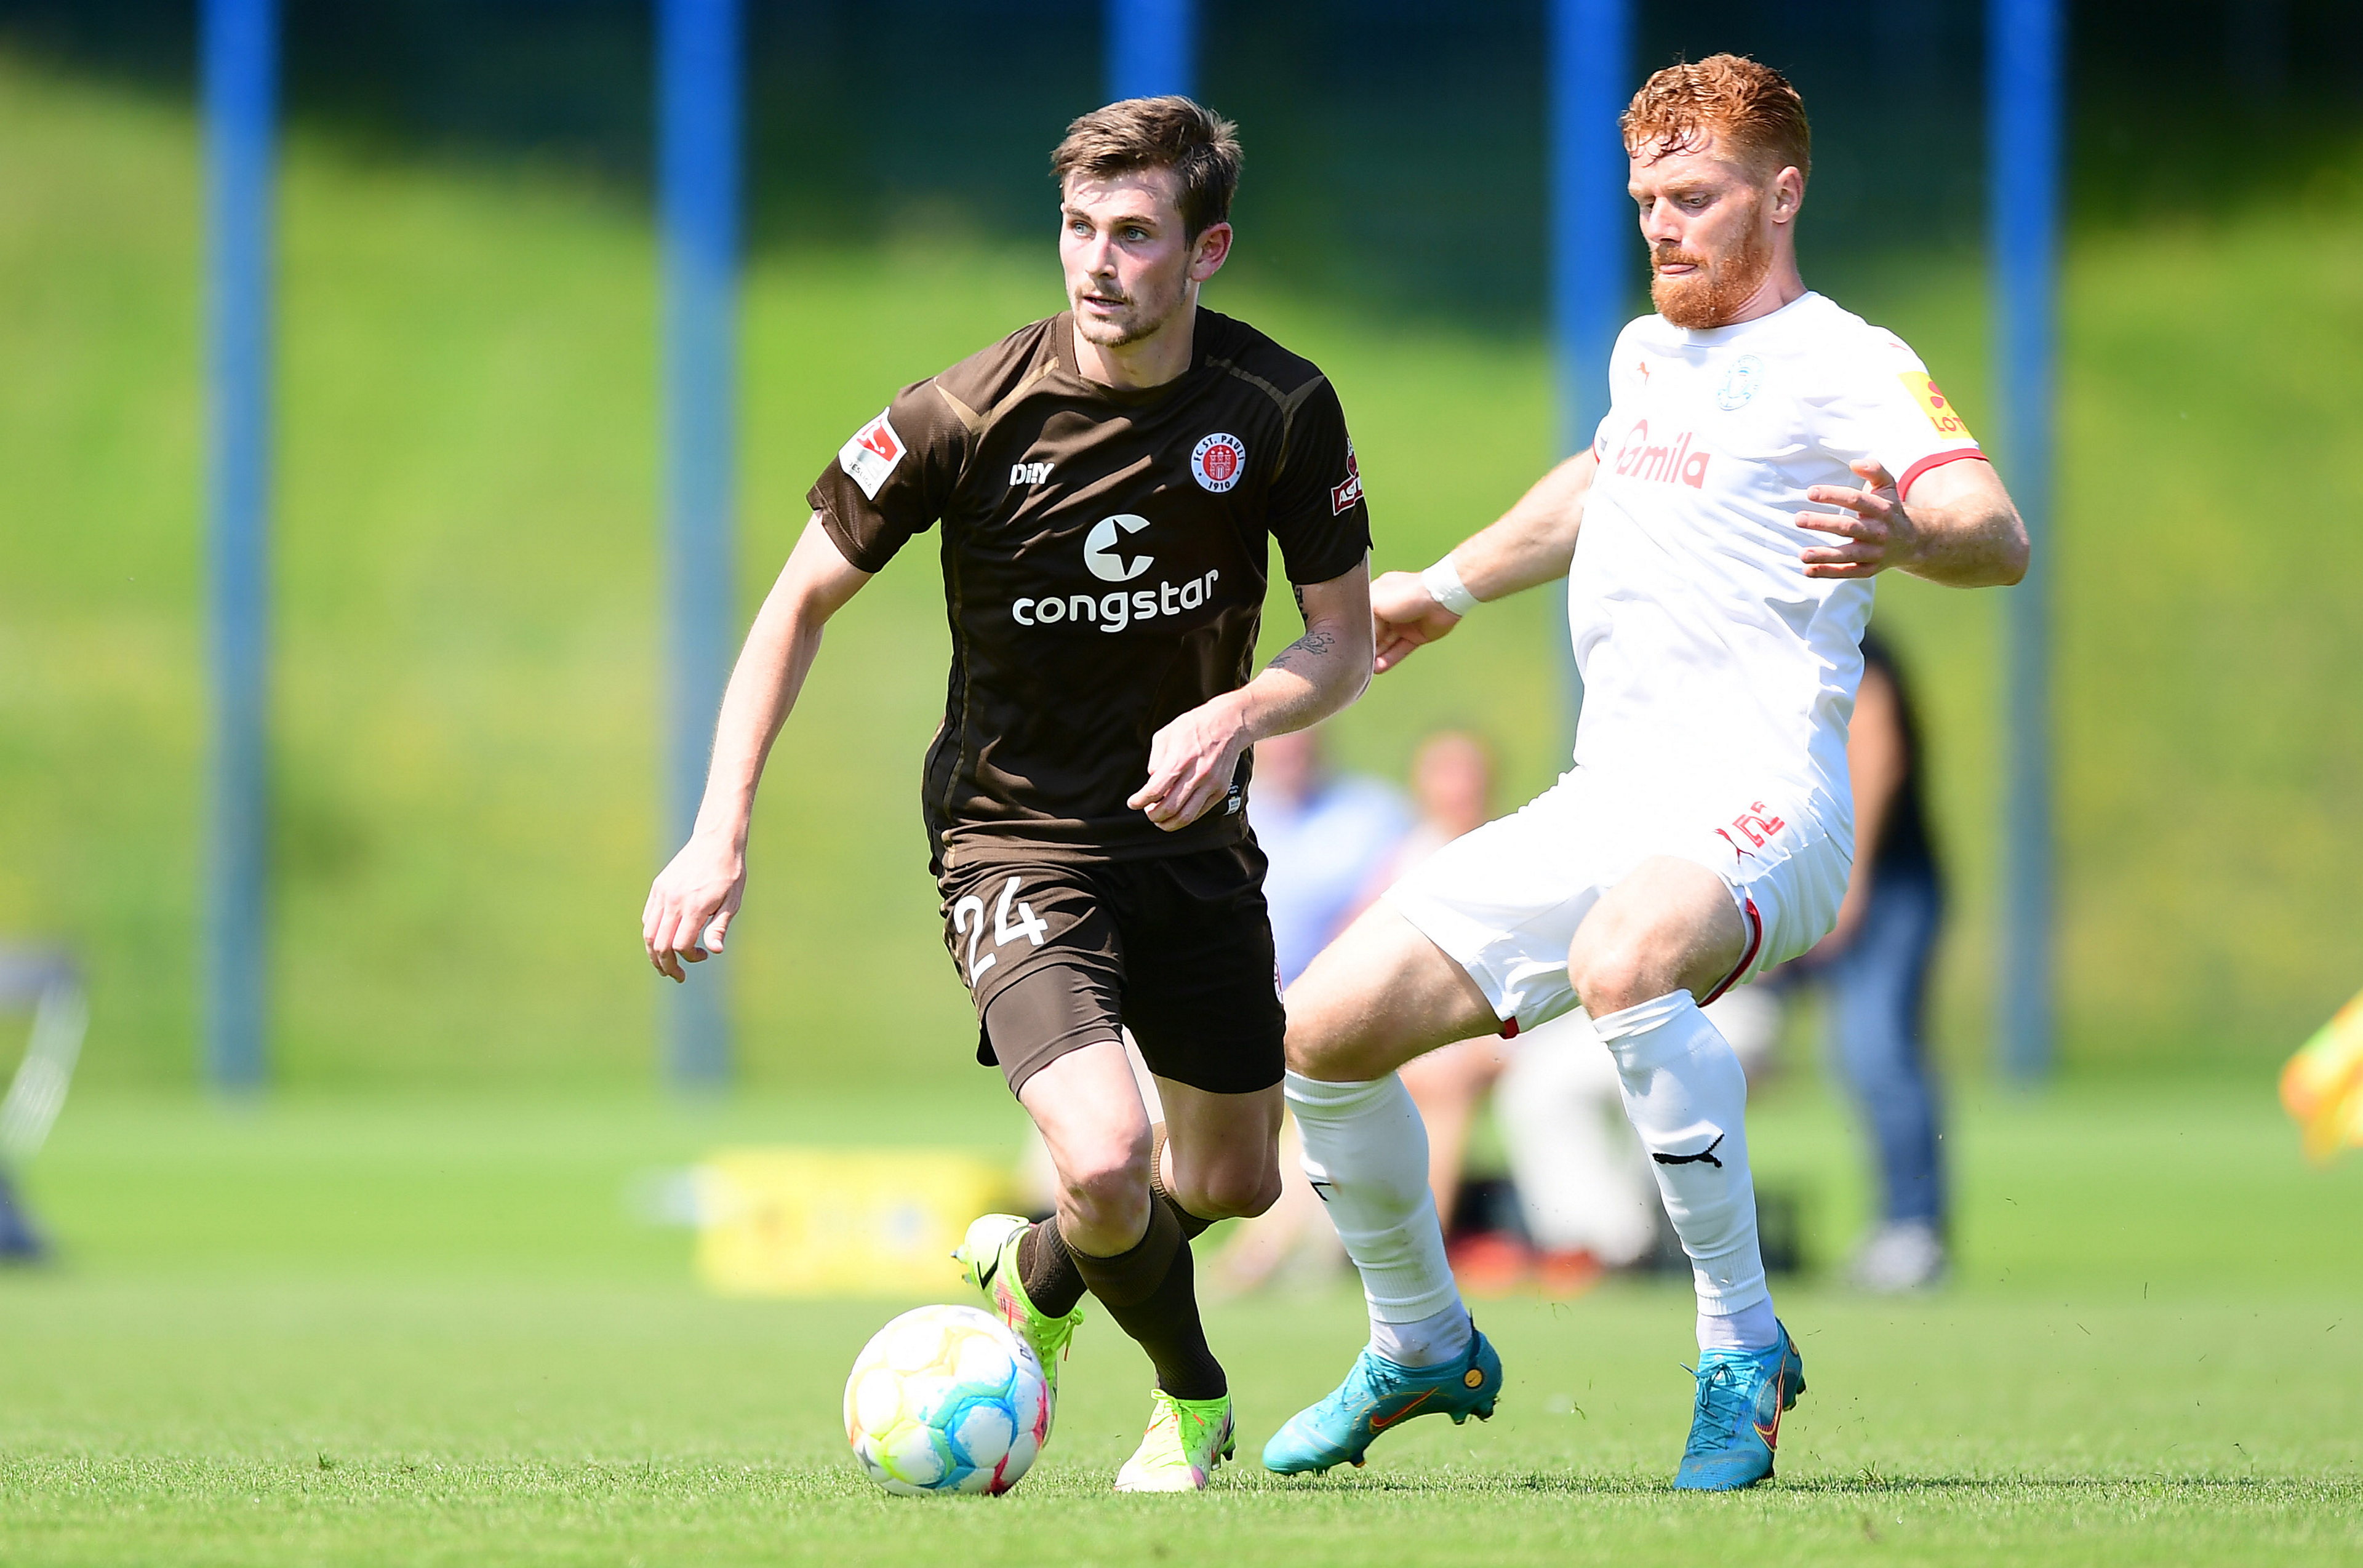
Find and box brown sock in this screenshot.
[1066,1200,1226,1400]
[1016,1217,1087,1319]
[1148,1121,1215,1241]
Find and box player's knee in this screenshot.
[1060,1138,1151,1237]
[1174,1156,1283,1222]
[1567,934,1659,1018]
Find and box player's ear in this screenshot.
[1189,221,1233,282]
[1770,167,1804,224]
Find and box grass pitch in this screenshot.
[3,1074,2357,1566]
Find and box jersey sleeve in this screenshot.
[1266,376,1373,585]
[1816,330,1986,499]
[806,378,969,574]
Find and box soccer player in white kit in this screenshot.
[1260,55,2031,1490]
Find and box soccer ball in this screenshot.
[843,1303,1050,1495]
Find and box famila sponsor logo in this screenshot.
[1612,418,1711,489]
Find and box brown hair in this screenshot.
[1050,97,1243,240]
[1621,55,1812,182]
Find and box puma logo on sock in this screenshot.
[1652,1134,1725,1169]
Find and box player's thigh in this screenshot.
[1284,899,1500,1083]
[1565,855,1748,1015]
[1018,1038,1153,1186]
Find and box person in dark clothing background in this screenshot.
[1794,628,1949,1291]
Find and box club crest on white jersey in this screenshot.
[839,411,905,500]
[1716,354,1765,410]
[1191,432,1246,493]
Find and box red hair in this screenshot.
[1621,54,1812,182]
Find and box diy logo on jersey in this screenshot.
[1612,420,1711,489]
[1900,373,1976,442]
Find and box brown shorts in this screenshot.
[935,841,1285,1098]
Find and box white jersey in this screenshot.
[1571,290,1983,828]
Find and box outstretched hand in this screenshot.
[1798,459,1918,579]
[1370,569,1462,674]
[641,835,744,982]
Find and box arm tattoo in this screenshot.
[1272,626,1338,676]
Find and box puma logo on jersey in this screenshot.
[1612,418,1711,489]
[1009,460,1054,487]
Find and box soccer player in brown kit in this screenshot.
[641,98,1375,1492]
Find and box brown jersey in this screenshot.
[809,308,1371,866]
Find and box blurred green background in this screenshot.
[0,1,2359,1099]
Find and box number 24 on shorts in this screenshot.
[953,877,1049,984]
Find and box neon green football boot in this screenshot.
[954,1214,1086,1427]
[1113,1389,1236,1493]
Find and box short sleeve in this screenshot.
[1818,331,1986,499]
[806,379,969,574]
[1266,377,1373,585]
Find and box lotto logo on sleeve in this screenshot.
[1899,374,1977,443]
[839,410,905,500]
[1191,433,1246,493]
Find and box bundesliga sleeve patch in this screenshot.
[1330,441,1364,514]
[1899,373,1976,444]
[839,410,906,500]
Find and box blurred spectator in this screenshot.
[1788,628,1949,1291]
[1251,727,1413,987]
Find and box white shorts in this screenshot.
[1386,767,1851,1036]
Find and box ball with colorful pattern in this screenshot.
[843,1303,1050,1495]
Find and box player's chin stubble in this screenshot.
[1651,223,1773,330]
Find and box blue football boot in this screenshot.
[1261,1323,1503,1475]
[1672,1319,1806,1490]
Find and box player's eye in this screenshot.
[1122,226,1148,242]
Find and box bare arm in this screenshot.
[1805,662,1906,961]
[641,517,872,980]
[1127,561,1375,831]
[1369,449,1597,673]
[1799,456,2029,587]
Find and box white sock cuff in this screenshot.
[1282,1068,1394,1114]
[1588,990,1701,1043]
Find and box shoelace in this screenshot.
[1681,1361,1757,1455]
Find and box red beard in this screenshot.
[1650,216,1774,330]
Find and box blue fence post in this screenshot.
[201,0,276,1094]
[658,0,742,1091]
[1546,0,1629,737]
[1106,0,1194,102]
[1990,0,2061,1081]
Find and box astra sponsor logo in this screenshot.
[1330,440,1363,515]
[1612,418,1711,489]
[1012,570,1222,633]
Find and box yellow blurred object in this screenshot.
[694,1147,1014,1298]
[2280,988,2363,1165]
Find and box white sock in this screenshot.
[1589,991,1778,1350]
[1284,1070,1468,1353]
[1369,1304,1474,1369]
[1697,1299,1780,1352]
